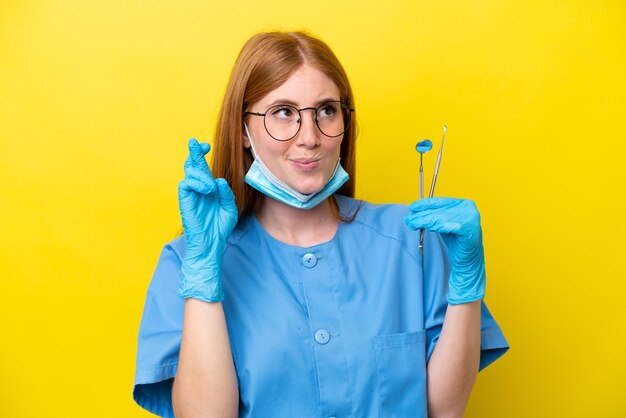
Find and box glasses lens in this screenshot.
[317,102,347,137]
[264,105,300,141]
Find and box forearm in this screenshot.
[172,299,239,418]
[426,300,481,418]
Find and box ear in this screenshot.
[242,124,251,149]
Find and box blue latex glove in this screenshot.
[177,138,238,303]
[404,197,486,305]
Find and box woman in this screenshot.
[134,31,509,418]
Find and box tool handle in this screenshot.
[429,165,439,198]
[420,168,424,200]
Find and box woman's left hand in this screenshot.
[404,197,486,305]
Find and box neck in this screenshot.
[256,196,338,247]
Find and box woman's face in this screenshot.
[244,64,344,196]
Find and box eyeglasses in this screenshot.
[244,100,355,141]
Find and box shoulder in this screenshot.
[163,234,186,260]
[157,217,254,262]
[336,194,412,236]
[335,194,428,255]
[144,236,186,296]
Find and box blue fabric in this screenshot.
[134,195,509,417]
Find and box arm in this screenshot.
[426,300,481,418]
[405,198,488,417]
[173,138,240,417]
[172,299,238,418]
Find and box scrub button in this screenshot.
[301,253,317,268]
[315,329,330,344]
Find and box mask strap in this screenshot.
[243,123,259,159]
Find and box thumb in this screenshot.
[215,178,236,207]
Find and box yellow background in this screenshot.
[1,1,624,417]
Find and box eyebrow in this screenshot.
[266,98,341,108]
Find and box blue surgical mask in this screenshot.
[243,123,349,210]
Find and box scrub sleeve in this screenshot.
[422,232,509,370]
[133,243,185,417]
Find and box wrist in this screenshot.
[178,263,224,302]
[179,243,226,302]
[447,262,486,306]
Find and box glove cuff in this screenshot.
[178,258,224,302]
[447,261,486,306]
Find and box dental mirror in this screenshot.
[415,139,432,199]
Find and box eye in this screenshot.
[270,105,296,120]
[318,103,339,118]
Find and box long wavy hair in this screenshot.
[210,31,359,220]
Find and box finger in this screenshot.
[408,205,462,220]
[184,140,211,168]
[178,178,213,197]
[409,197,463,212]
[185,138,213,177]
[189,138,210,169]
[404,213,462,234]
[215,178,236,206]
[184,167,216,193]
[184,138,198,169]
[177,180,194,201]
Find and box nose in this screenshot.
[294,108,321,148]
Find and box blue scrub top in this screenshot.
[134,195,509,417]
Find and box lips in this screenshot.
[290,158,320,171]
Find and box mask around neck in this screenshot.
[242,123,349,210]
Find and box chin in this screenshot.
[290,179,326,195]
[294,186,324,196]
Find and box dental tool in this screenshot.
[416,140,433,200]
[415,139,433,255]
[429,125,446,198]
[415,125,447,255]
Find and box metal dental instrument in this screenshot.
[429,125,447,198]
[417,125,447,255]
[415,140,433,255]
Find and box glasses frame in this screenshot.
[244,100,355,142]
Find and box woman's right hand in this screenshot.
[177,138,238,303]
